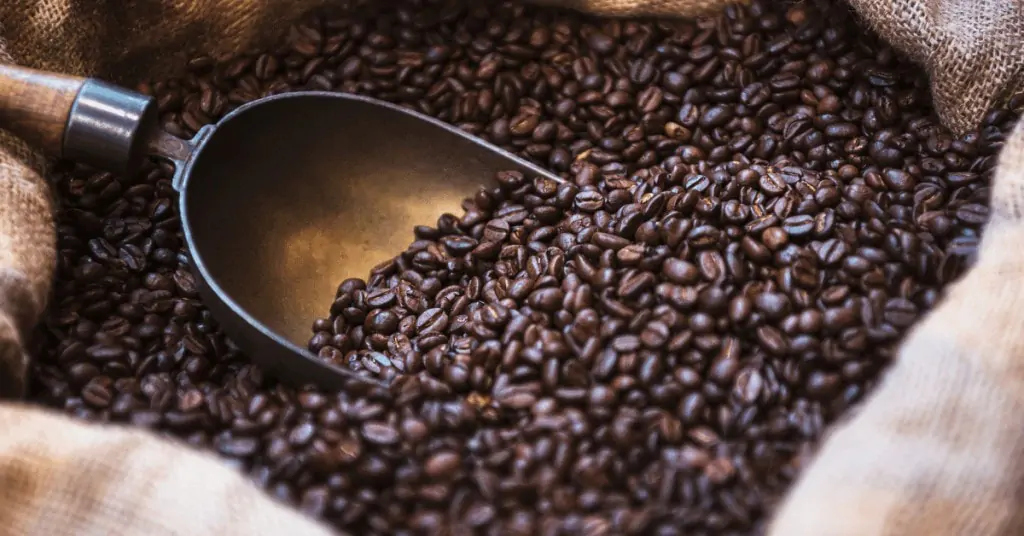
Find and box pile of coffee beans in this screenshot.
[31,0,1020,534]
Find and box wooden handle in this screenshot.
[0,64,86,156]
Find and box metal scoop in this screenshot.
[0,65,563,390]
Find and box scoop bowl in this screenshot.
[176,92,564,389]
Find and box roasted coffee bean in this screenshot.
[574,190,605,212]
[361,421,400,446]
[37,2,1013,534]
[782,215,815,237]
[662,258,700,284]
[424,450,462,478]
[415,308,448,335]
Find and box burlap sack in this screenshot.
[1,0,1024,534]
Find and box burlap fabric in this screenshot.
[1,0,1024,534]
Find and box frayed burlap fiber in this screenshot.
[849,0,1024,136]
[2,0,1024,535]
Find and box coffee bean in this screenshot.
[733,368,764,405]
[464,503,497,527]
[782,215,814,237]
[662,258,700,284]
[758,173,787,196]
[817,238,849,265]
[697,251,726,283]
[484,219,510,241]
[883,298,918,327]
[214,435,261,461]
[586,31,616,55]
[955,203,989,225]
[415,308,448,335]
[424,450,462,478]
[761,227,789,250]
[700,105,734,128]
[806,371,841,399]
[592,232,631,250]
[881,168,916,191]
[528,288,565,312]
[754,293,791,319]
[361,421,400,446]
[574,190,604,212]
[81,380,113,408]
[497,390,537,410]
[618,271,655,299]
[947,171,980,186]
[366,288,396,308]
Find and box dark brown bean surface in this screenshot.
[30,1,1016,535]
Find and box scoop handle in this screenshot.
[0,65,85,154]
[0,64,158,173]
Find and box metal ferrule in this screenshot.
[63,79,158,173]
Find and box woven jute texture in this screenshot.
[0,0,1023,535]
[0,402,337,535]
